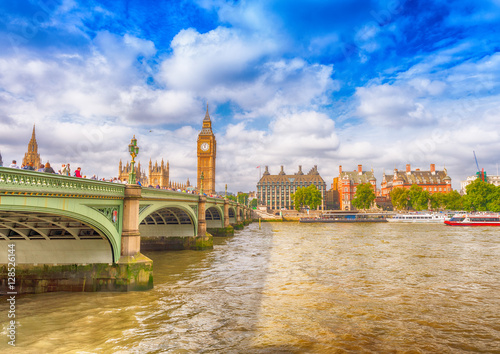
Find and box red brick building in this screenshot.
[337,165,376,211]
[380,164,452,197]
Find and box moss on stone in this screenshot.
[0,257,154,294]
[207,225,234,237]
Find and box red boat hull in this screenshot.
[444,221,500,226]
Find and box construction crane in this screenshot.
[473,151,487,182]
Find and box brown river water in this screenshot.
[1,222,500,353]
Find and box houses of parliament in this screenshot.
[10,107,218,194]
[119,106,217,193]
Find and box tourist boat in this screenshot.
[299,212,388,223]
[387,213,446,223]
[444,213,500,226]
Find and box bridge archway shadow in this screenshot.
[0,210,114,264]
[228,206,236,224]
[206,206,223,228]
[139,206,204,251]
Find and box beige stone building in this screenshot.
[257,165,327,210]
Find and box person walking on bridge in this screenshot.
[43,162,56,174]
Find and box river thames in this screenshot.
[2,222,500,353]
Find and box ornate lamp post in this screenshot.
[128,136,139,184]
[199,172,204,195]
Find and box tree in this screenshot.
[226,195,237,202]
[292,184,322,211]
[443,190,463,211]
[352,183,376,210]
[408,184,430,211]
[237,193,249,205]
[463,179,496,211]
[250,198,258,208]
[390,188,409,211]
[486,187,500,212]
[429,192,445,210]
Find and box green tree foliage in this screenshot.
[408,184,430,211]
[226,195,237,202]
[237,193,249,205]
[291,184,322,211]
[463,179,496,211]
[352,183,376,210]
[250,198,258,208]
[443,190,463,210]
[390,188,409,211]
[429,192,445,210]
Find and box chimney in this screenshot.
[430,163,435,174]
[358,164,362,174]
[406,164,411,173]
[339,165,342,174]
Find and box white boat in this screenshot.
[387,213,446,223]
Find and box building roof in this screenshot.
[383,168,450,185]
[258,165,326,185]
[340,170,376,184]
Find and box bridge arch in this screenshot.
[139,204,197,237]
[206,205,224,228]
[0,204,120,264]
[228,206,236,224]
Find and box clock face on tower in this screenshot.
[200,142,209,151]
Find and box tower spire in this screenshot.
[204,103,211,121]
[23,124,41,168]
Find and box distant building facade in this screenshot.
[257,165,327,210]
[381,164,452,197]
[460,174,500,194]
[118,161,148,185]
[337,165,376,211]
[118,159,190,189]
[22,125,42,169]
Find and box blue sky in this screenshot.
[1,0,500,192]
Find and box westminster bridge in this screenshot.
[0,168,254,294]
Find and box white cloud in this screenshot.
[159,27,337,120]
[355,83,436,126]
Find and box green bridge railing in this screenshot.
[0,167,125,198]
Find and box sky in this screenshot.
[1,0,500,193]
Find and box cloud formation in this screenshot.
[1,0,500,192]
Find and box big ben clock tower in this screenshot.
[197,105,217,194]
